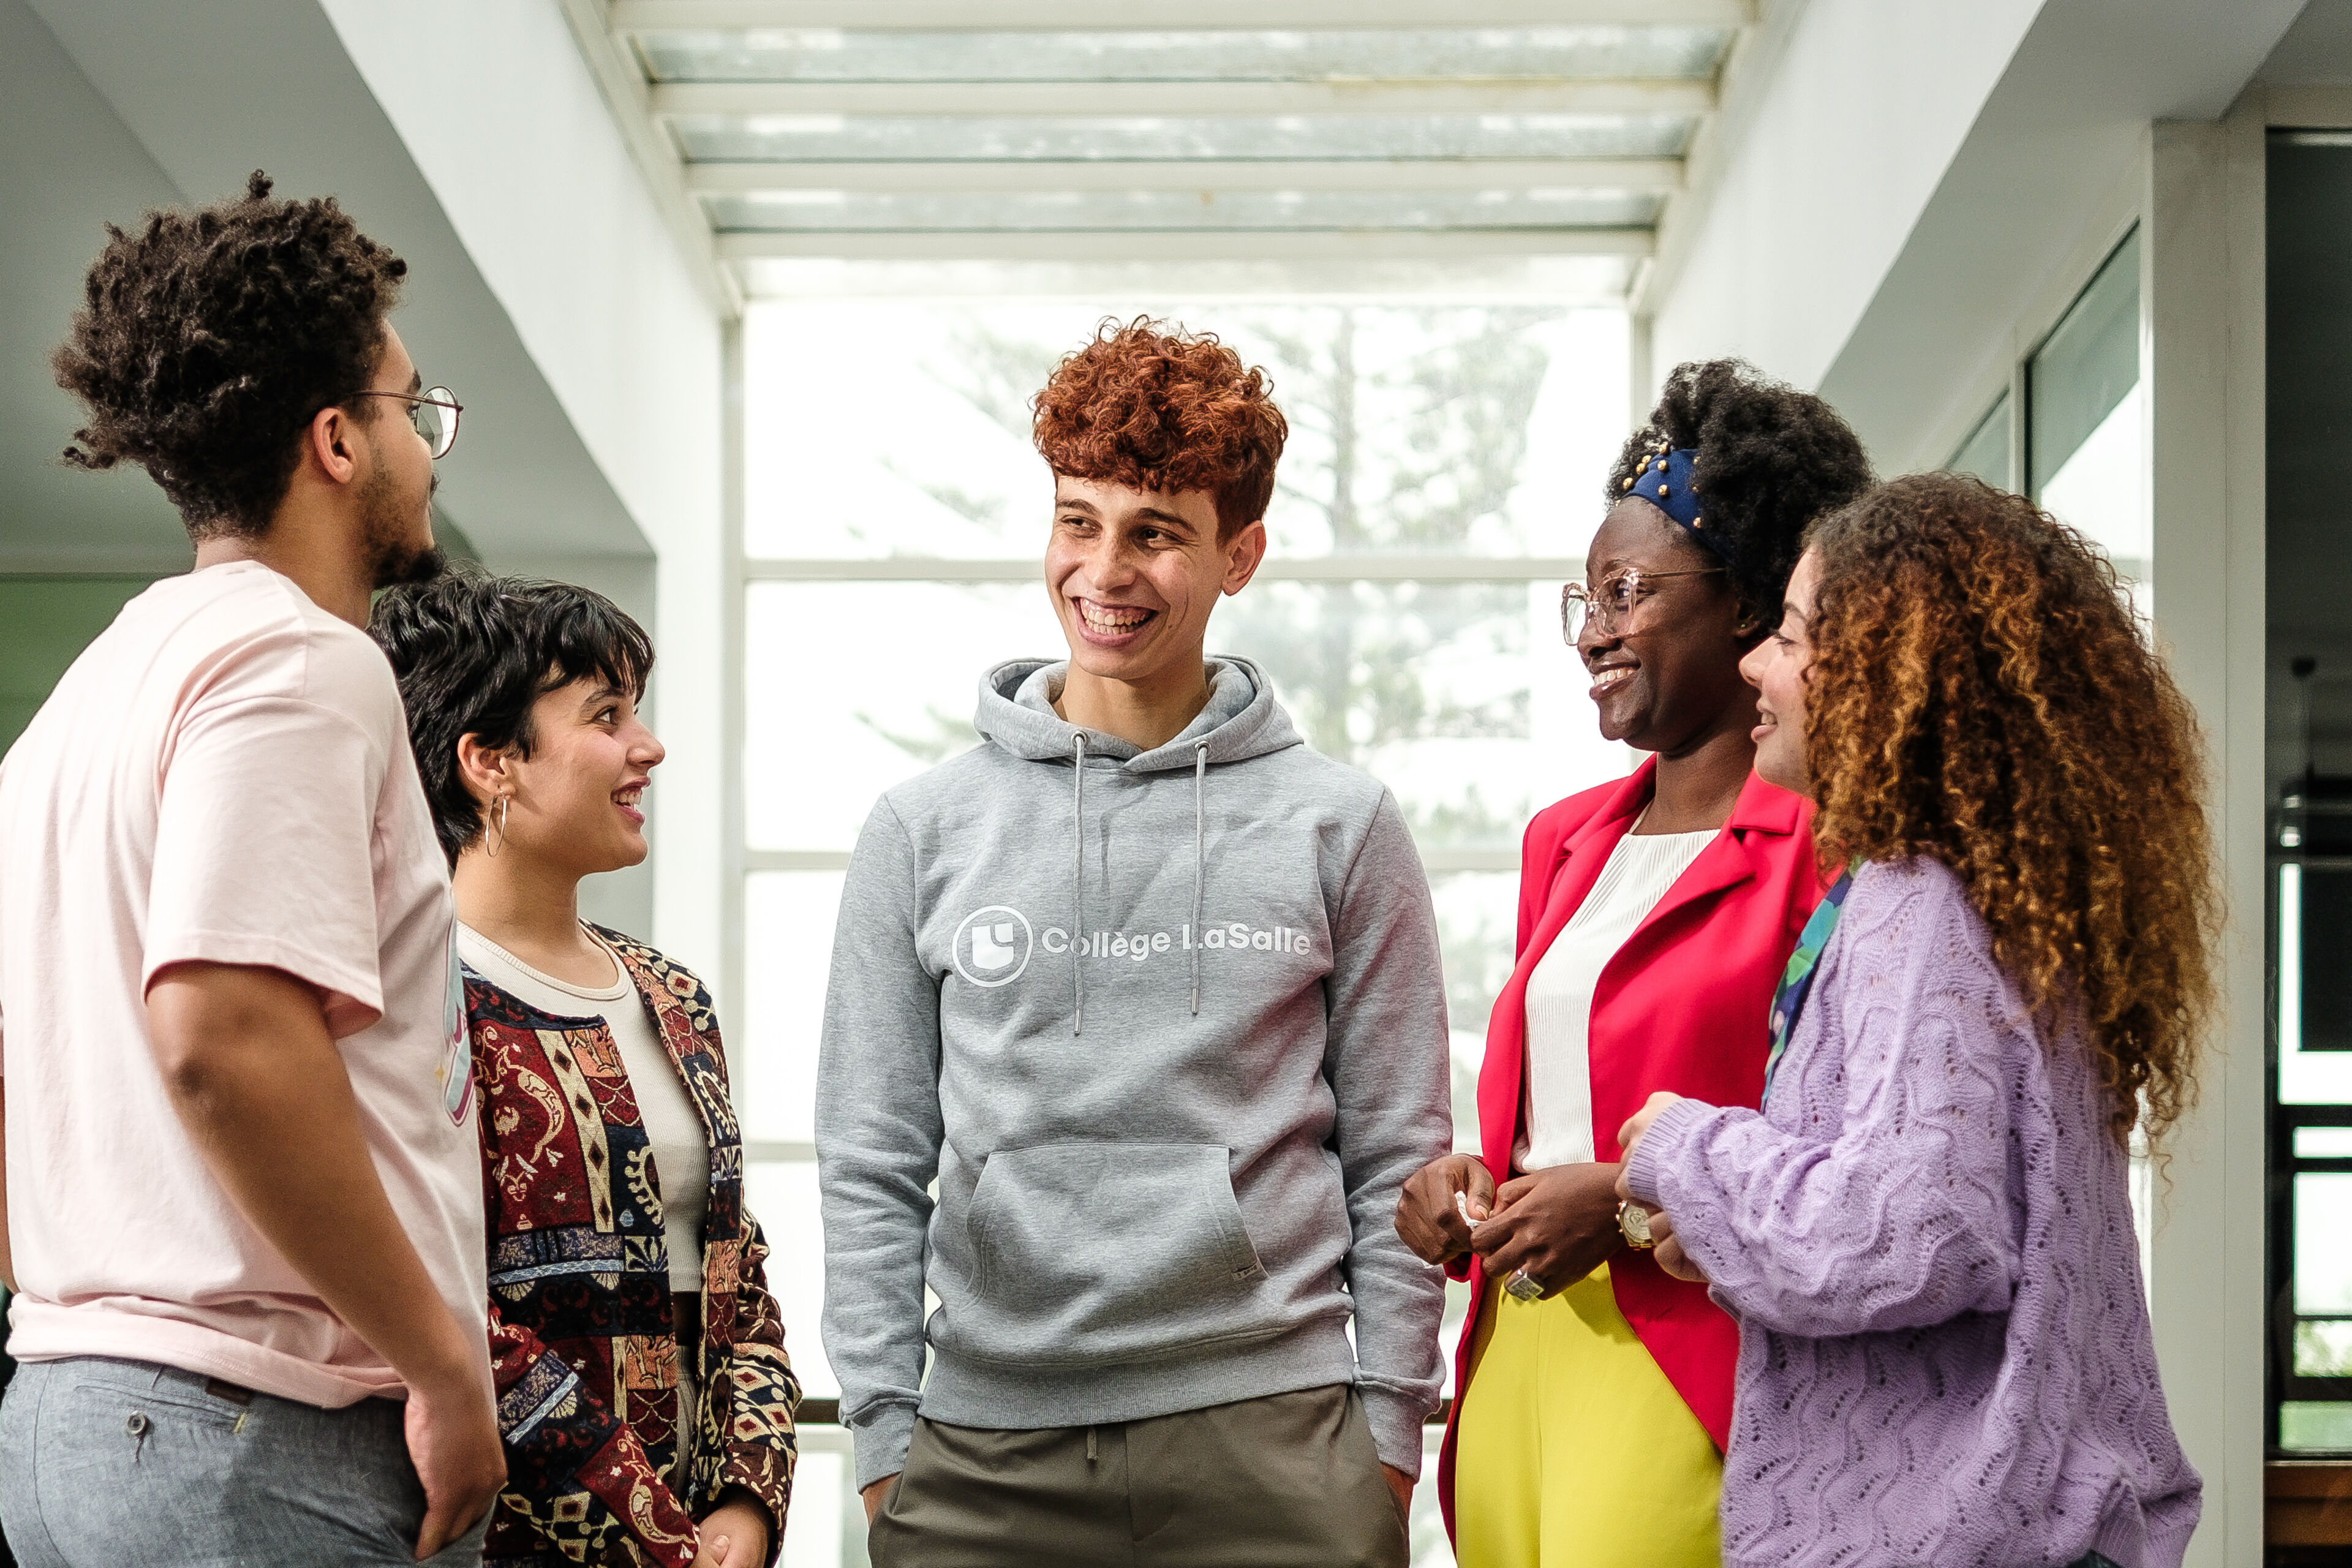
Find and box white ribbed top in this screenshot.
[1518,827,1714,1170]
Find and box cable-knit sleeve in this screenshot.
[1621,863,2023,1338]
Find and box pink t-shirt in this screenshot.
[0,561,488,1407]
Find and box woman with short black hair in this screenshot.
[371,573,799,1568]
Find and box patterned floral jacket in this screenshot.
[465,927,800,1567]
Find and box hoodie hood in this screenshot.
[973,655,1305,1030]
[974,655,1303,771]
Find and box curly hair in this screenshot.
[1607,359,1873,619]
[1804,473,2216,1142]
[52,170,408,540]
[369,570,655,867]
[1033,316,1287,539]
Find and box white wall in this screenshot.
[320,1,729,983]
[1646,0,2043,393]
[0,0,193,570]
[1652,0,2303,466]
[2143,109,2270,1568]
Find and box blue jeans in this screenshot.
[0,1356,487,1567]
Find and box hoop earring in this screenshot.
[487,794,511,858]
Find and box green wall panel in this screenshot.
[0,576,157,758]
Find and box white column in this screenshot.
[2144,107,2269,1568]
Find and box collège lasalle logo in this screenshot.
[952,906,1035,987]
[951,904,1312,989]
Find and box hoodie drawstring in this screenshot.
[1071,731,1087,1036]
[1191,741,1209,1016]
[1072,731,1211,1030]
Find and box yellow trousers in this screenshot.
[1453,1263,1722,1568]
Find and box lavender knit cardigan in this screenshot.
[1623,859,2201,1568]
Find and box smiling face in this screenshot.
[1738,547,1820,795]
[491,677,664,878]
[1045,474,1266,692]
[1577,497,1758,754]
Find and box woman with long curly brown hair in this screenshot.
[1613,472,2212,1568]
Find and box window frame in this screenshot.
[720,301,1613,1452]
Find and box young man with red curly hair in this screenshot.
[816,318,1451,1566]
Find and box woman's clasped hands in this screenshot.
[1394,1090,1715,1294]
[1395,1154,1629,1299]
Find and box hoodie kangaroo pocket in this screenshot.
[961,1143,1268,1366]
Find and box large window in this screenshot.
[738,292,1631,1564]
[2029,230,2147,595]
[1942,230,2158,1284]
[1946,389,2013,492]
[1946,228,2146,597]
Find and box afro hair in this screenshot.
[53,170,408,540]
[1606,359,1873,619]
[1033,316,1287,539]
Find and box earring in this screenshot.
[487,794,511,858]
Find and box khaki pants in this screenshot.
[866,1384,1409,1568]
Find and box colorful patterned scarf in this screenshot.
[1760,866,1856,1105]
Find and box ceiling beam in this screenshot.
[714,227,1651,260]
[650,78,1709,118]
[685,157,1681,194]
[613,1,1749,30]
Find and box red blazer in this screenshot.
[1439,760,1821,1529]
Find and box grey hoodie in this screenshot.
[816,656,1452,1491]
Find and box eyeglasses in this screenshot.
[1561,567,1726,643]
[346,386,462,459]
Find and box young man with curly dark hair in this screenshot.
[816,318,1452,1567]
[0,174,503,1564]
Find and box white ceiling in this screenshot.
[564,0,1753,302]
[1,0,654,571]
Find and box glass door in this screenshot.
[2266,129,2352,1456]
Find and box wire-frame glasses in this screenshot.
[347,386,463,459]
[1561,566,1727,643]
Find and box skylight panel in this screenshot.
[668,113,1696,163]
[636,26,1732,84]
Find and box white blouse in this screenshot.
[1517,827,1714,1172]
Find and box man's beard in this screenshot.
[359,464,448,589]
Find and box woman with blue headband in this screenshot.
[1394,360,1871,1567]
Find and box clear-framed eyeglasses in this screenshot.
[347,386,463,459]
[1561,566,1727,643]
